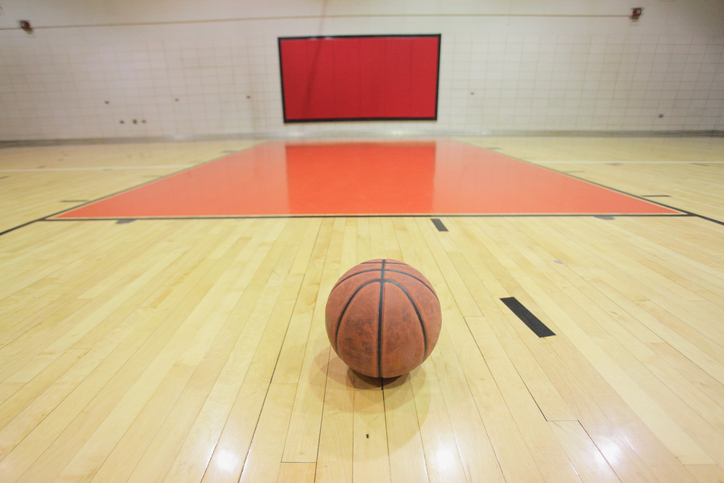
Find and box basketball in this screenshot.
[325,259,442,378]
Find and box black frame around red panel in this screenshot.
[278,34,441,123]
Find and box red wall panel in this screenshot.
[279,35,440,122]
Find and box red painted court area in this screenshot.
[56,140,678,218]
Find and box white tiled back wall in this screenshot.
[0,0,723,141]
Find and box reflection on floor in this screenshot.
[56,140,677,218]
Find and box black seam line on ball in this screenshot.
[361,260,405,265]
[378,260,386,378]
[385,279,428,361]
[332,269,438,300]
[334,278,382,353]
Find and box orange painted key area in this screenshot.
[56,139,678,218]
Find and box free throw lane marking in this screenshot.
[501,297,556,338]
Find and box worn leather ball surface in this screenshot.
[325,259,442,378]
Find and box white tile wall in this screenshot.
[0,0,723,140]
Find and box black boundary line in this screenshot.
[6,140,720,236]
[457,139,724,227]
[278,34,441,124]
[501,297,556,338]
[0,146,264,238]
[50,147,261,219]
[431,218,448,231]
[278,37,288,124]
[434,35,441,120]
[283,116,439,123]
[35,140,705,223]
[41,213,693,222]
[281,33,440,40]
[0,219,45,237]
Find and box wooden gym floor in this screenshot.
[0,137,723,482]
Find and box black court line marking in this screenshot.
[562,170,584,174]
[594,215,615,220]
[501,297,555,338]
[0,176,8,180]
[5,141,723,236]
[0,148,259,238]
[60,199,90,203]
[116,219,136,224]
[641,195,671,198]
[457,139,724,227]
[42,213,694,222]
[692,163,710,166]
[0,220,42,237]
[431,218,448,231]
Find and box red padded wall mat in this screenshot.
[279,35,440,122]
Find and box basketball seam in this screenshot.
[332,268,438,300]
[385,279,429,362]
[334,279,381,354]
[378,260,386,378]
[361,260,405,265]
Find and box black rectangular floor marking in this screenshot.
[0,176,8,180]
[431,218,448,232]
[501,297,556,338]
[60,200,90,203]
[641,194,671,198]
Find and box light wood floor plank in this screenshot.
[466,316,581,483]
[383,376,431,483]
[352,376,392,483]
[549,420,620,483]
[404,218,519,482]
[126,225,304,483]
[277,462,316,483]
[281,218,345,463]
[445,217,577,422]
[2,138,724,483]
[239,383,298,483]
[685,464,724,483]
[20,223,252,483]
[315,354,355,483]
[89,223,291,483]
[159,223,308,483]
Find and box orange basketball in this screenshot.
[325,259,442,378]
